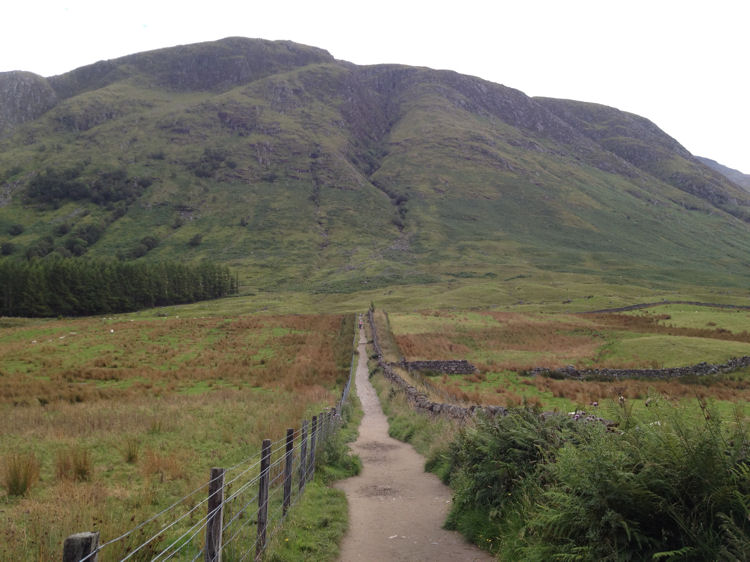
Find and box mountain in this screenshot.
[2,37,750,295]
[697,157,750,192]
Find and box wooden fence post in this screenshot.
[256,438,271,560]
[283,428,294,516]
[299,420,308,492]
[319,410,327,445]
[308,415,317,482]
[62,531,99,562]
[205,467,225,562]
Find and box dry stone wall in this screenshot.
[395,360,478,375]
[367,310,506,421]
[531,356,750,380]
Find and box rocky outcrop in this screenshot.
[0,71,57,135]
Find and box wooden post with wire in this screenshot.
[205,467,225,562]
[308,415,317,482]
[62,531,99,562]
[299,420,308,492]
[256,438,272,560]
[283,428,294,516]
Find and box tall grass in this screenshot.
[55,447,92,482]
[0,312,355,560]
[2,452,40,497]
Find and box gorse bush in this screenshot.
[440,400,750,560]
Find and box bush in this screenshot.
[25,236,54,259]
[440,408,584,548]
[2,452,40,496]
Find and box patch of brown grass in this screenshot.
[590,313,750,343]
[2,452,40,497]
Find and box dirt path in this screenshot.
[335,331,493,561]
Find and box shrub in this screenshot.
[440,408,584,546]
[438,400,750,559]
[520,401,750,560]
[8,223,24,236]
[2,452,40,496]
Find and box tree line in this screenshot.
[0,258,238,317]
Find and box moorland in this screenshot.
[2,36,750,560]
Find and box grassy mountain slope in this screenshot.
[698,156,750,191]
[1,37,750,298]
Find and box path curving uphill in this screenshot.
[335,331,493,562]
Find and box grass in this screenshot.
[381,306,750,415]
[265,388,363,561]
[0,311,355,561]
[2,452,40,497]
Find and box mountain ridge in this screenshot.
[1,37,749,296]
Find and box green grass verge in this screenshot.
[264,388,362,561]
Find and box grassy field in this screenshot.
[385,305,750,415]
[0,311,354,560]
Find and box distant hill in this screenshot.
[2,37,750,294]
[697,156,750,192]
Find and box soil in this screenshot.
[335,331,493,561]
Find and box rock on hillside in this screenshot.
[0,71,58,135]
[48,37,335,98]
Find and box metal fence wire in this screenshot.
[65,317,360,562]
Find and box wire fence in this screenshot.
[63,320,361,562]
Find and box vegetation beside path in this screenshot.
[369,306,750,560]
[374,363,750,560]
[265,393,363,561]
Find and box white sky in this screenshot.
[2,0,748,173]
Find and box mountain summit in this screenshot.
[1,37,749,293]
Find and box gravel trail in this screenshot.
[335,331,493,561]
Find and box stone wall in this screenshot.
[395,360,478,375]
[530,356,750,380]
[368,310,506,421]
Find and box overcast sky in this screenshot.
[2,0,748,173]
